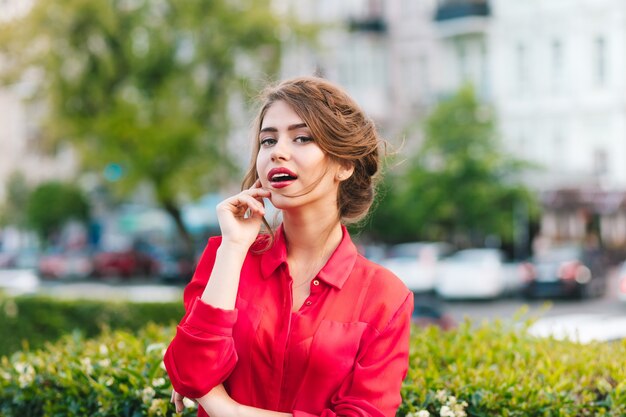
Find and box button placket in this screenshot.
[303,279,321,308]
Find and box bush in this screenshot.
[0,324,194,417]
[0,295,184,356]
[1,306,625,416]
[401,319,626,417]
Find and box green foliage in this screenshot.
[0,0,310,248]
[401,319,626,417]
[0,324,194,417]
[0,171,31,228]
[25,181,90,244]
[371,85,539,246]
[1,308,624,416]
[0,295,183,356]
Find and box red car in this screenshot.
[92,248,157,279]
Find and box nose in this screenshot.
[270,138,290,162]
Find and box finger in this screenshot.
[243,187,271,201]
[173,391,185,414]
[170,389,175,403]
[228,194,266,216]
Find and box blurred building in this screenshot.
[277,0,626,249]
[0,0,77,202]
[2,0,626,250]
[277,0,390,123]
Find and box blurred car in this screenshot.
[618,261,626,303]
[150,247,195,283]
[521,245,608,299]
[435,248,521,299]
[411,295,456,330]
[38,248,94,279]
[0,248,39,270]
[380,242,453,293]
[92,246,156,279]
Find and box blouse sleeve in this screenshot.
[163,236,239,399]
[294,292,413,417]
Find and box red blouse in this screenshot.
[164,225,413,417]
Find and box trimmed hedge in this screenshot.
[0,295,184,356]
[0,324,191,417]
[401,320,626,417]
[1,297,625,416]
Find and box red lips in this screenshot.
[267,167,298,189]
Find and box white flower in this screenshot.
[99,344,109,355]
[149,398,166,416]
[439,405,455,417]
[15,363,35,388]
[146,343,166,354]
[435,389,448,402]
[417,410,430,417]
[142,386,156,403]
[159,361,166,371]
[152,377,166,387]
[98,358,111,367]
[80,357,94,375]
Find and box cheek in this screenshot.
[256,153,268,184]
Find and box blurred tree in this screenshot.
[26,181,90,245]
[369,85,538,249]
[0,0,304,254]
[0,172,31,228]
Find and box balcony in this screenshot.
[348,17,386,33]
[434,0,490,22]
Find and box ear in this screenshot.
[335,162,355,182]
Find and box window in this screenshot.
[593,148,608,176]
[418,54,430,99]
[516,42,528,94]
[480,41,489,98]
[594,36,607,87]
[551,39,563,93]
[456,40,468,82]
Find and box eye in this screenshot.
[260,137,276,147]
[294,136,313,143]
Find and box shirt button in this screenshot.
[312,279,320,286]
[305,301,312,306]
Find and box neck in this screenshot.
[282,209,343,260]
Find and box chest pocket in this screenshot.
[306,320,368,381]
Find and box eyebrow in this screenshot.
[259,123,308,134]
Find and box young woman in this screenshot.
[164,77,413,417]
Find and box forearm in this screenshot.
[200,242,248,310]
[196,385,292,417]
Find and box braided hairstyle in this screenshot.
[242,76,381,225]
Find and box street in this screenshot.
[441,266,626,323]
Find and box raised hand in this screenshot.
[216,180,271,250]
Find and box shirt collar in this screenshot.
[260,224,358,290]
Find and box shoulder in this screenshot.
[354,254,410,297]
[349,254,413,329]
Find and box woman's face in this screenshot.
[256,100,348,214]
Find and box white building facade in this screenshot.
[0,0,77,202]
[382,0,626,248]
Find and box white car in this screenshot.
[435,248,522,299]
[380,242,452,293]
